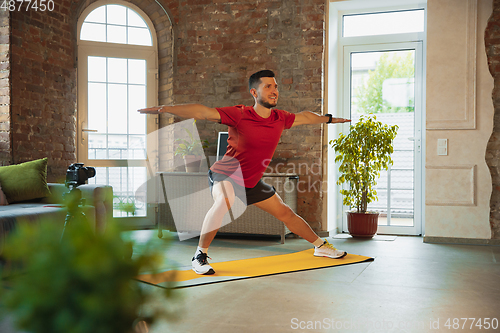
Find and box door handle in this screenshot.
[81,128,98,142]
[407,137,421,152]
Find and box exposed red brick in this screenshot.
[485,0,500,238]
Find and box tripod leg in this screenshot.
[60,214,72,242]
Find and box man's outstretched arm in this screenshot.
[138,104,221,123]
[291,111,350,127]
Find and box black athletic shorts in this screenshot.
[208,170,276,206]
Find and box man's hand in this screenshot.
[138,106,163,114]
[330,118,351,124]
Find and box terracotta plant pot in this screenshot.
[183,155,201,172]
[347,211,379,238]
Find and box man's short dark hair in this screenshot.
[249,70,275,90]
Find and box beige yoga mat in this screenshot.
[137,248,374,288]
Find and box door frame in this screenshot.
[77,43,159,227]
[327,1,427,237]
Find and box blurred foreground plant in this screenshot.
[0,218,177,333]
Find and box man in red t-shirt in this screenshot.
[139,70,351,275]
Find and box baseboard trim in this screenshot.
[424,236,500,246]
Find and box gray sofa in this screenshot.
[0,183,113,256]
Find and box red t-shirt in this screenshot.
[210,105,295,188]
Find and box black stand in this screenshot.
[60,184,88,242]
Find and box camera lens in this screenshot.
[85,166,96,178]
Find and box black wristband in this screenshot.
[325,114,333,124]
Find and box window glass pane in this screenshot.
[80,22,106,42]
[84,6,106,23]
[88,56,106,82]
[108,135,128,159]
[128,167,147,216]
[350,49,416,226]
[88,82,107,133]
[107,25,127,44]
[129,135,146,159]
[128,8,147,28]
[107,84,127,134]
[128,85,146,135]
[107,58,127,84]
[107,4,127,25]
[81,5,153,47]
[128,59,146,84]
[90,166,107,184]
[88,133,107,159]
[88,167,147,217]
[108,167,126,204]
[109,167,132,217]
[351,50,415,114]
[128,27,152,46]
[343,10,424,37]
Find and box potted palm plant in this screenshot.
[330,115,398,238]
[174,121,209,172]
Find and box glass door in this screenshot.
[78,47,158,226]
[77,4,159,227]
[342,42,423,235]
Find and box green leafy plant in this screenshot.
[330,115,398,213]
[115,195,137,216]
[354,52,415,114]
[174,121,209,157]
[0,216,177,333]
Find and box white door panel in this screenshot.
[341,42,424,236]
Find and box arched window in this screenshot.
[80,4,153,46]
[77,1,158,221]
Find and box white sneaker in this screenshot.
[192,251,215,275]
[314,240,347,259]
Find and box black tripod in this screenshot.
[60,182,88,242]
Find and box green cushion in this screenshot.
[0,158,51,203]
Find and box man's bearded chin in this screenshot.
[258,97,277,109]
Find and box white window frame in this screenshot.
[77,0,159,226]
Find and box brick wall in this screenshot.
[9,2,76,181]
[3,0,326,229]
[161,0,327,228]
[0,9,10,166]
[485,0,500,238]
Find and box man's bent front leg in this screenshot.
[198,180,235,248]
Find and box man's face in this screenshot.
[252,77,279,108]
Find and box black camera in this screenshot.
[66,163,96,187]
